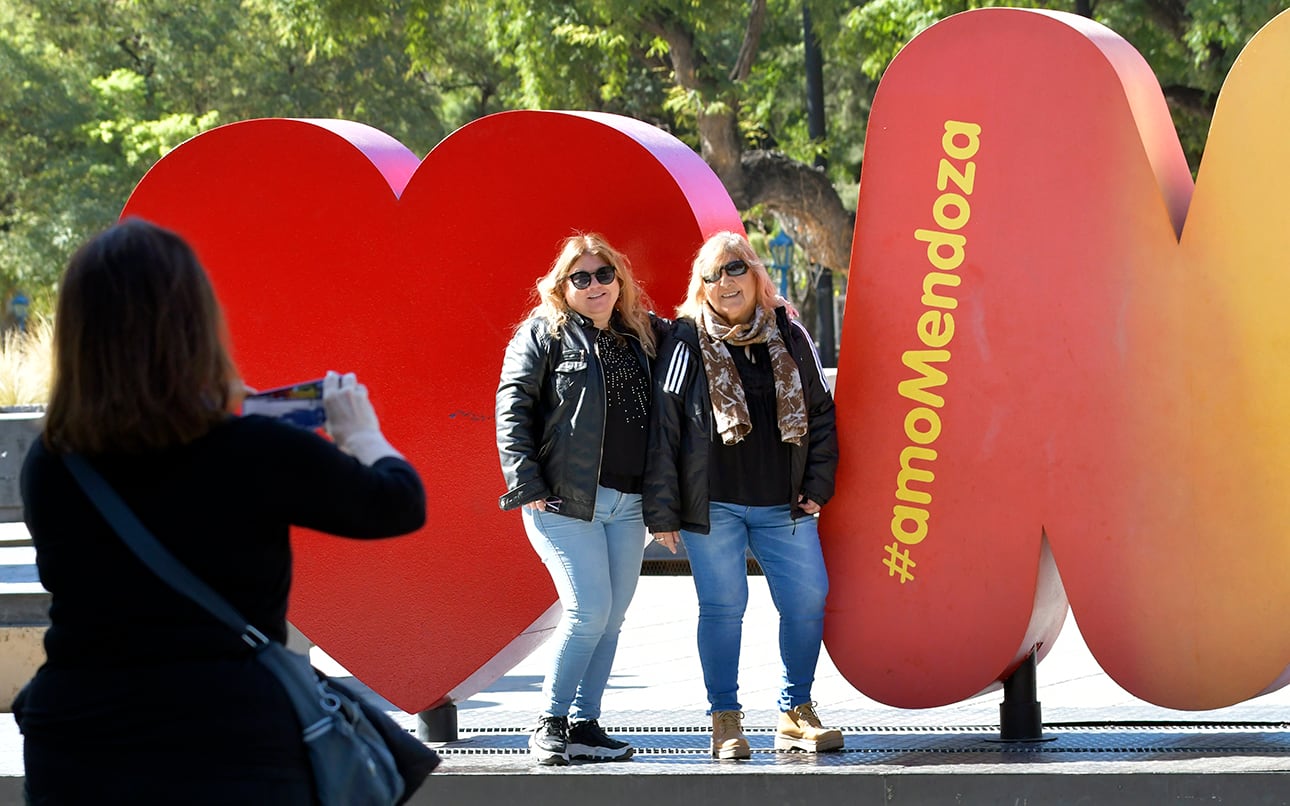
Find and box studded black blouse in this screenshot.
[596,327,650,493]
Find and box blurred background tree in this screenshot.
[2,0,1285,336]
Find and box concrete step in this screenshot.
[0,522,45,714]
[0,412,42,527]
[0,534,45,627]
[0,524,29,549]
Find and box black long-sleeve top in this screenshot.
[21,414,425,668]
[16,414,425,801]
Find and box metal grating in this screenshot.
[436,723,1290,758]
[639,558,763,576]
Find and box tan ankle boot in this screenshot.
[711,710,751,759]
[775,702,844,752]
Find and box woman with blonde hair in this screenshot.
[496,232,660,765]
[645,230,841,759]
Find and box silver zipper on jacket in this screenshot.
[570,386,587,430]
[593,332,606,494]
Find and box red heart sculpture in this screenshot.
[122,112,742,712]
[825,7,1290,710]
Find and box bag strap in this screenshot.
[62,452,270,650]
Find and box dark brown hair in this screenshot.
[43,218,238,454]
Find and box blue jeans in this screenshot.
[682,503,829,713]
[523,485,647,720]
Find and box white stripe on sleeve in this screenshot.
[663,346,689,395]
[791,319,831,393]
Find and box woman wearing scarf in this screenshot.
[644,231,841,760]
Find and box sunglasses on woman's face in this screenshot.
[567,265,617,289]
[701,259,750,284]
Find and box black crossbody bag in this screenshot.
[62,453,438,806]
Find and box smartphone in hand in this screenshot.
[242,378,326,429]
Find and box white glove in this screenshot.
[322,370,404,465]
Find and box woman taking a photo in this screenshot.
[496,233,658,766]
[16,219,426,803]
[645,230,841,760]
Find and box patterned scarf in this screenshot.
[698,304,807,446]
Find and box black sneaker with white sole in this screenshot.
[530,715,570,766]
[567,719,634,762]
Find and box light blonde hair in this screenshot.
[524,233,656,356]
[676,231,781,321]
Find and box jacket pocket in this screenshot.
[553,350,588,398]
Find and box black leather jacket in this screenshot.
[496,310,653,522]
[643,307,838,534]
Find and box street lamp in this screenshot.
[10,292,28,333]
[768,231,794,298]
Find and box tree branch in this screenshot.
[645,4,852,272]
[642,16,700,91]
[742,150,854,272]
[729,0,767,82]
[1141,0,1188,38]
[1162,84,1216,118]
[117,36,153,77]
[644,13,745,197]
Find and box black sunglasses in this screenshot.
[701,259,750,284]
[567,265,617,289]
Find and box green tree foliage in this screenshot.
[836,0,1290,171]
[0,0,450,311]
[2,0,1286,317]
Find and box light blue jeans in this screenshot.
[523,485,647,721]
[681,503,829,713]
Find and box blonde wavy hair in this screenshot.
[525,233,656,356]
[676,231,782,321]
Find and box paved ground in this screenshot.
[4,520,1290,803]
[429,573,1290,732]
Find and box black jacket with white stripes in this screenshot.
[496,309,655,522]
[643,306,838,534]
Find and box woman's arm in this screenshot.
[495,321,553,510]
[643,335,691,532]
[251,419,426,538]
[791,319,839,507]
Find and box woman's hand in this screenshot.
[651,531,680,555]
[524,496,563,512]
[323,371,380,440]
[323,370,403,465]
[797,495,822,515]
[226,378,256,414]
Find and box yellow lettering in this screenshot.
[904,409,941,446]
[942,120,982,160]
[921,272,961,310]
[891,505,930,545]
[898,442,939,500]
[936,157,976,195]
[917,310,955,349]
[886,119,980,579]
[914,228,966,271]
[899,350,950,407]
[932,192,970,231]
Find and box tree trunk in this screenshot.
[647,5,854,276]
[741,151,854,275]
[646,16,747,202]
